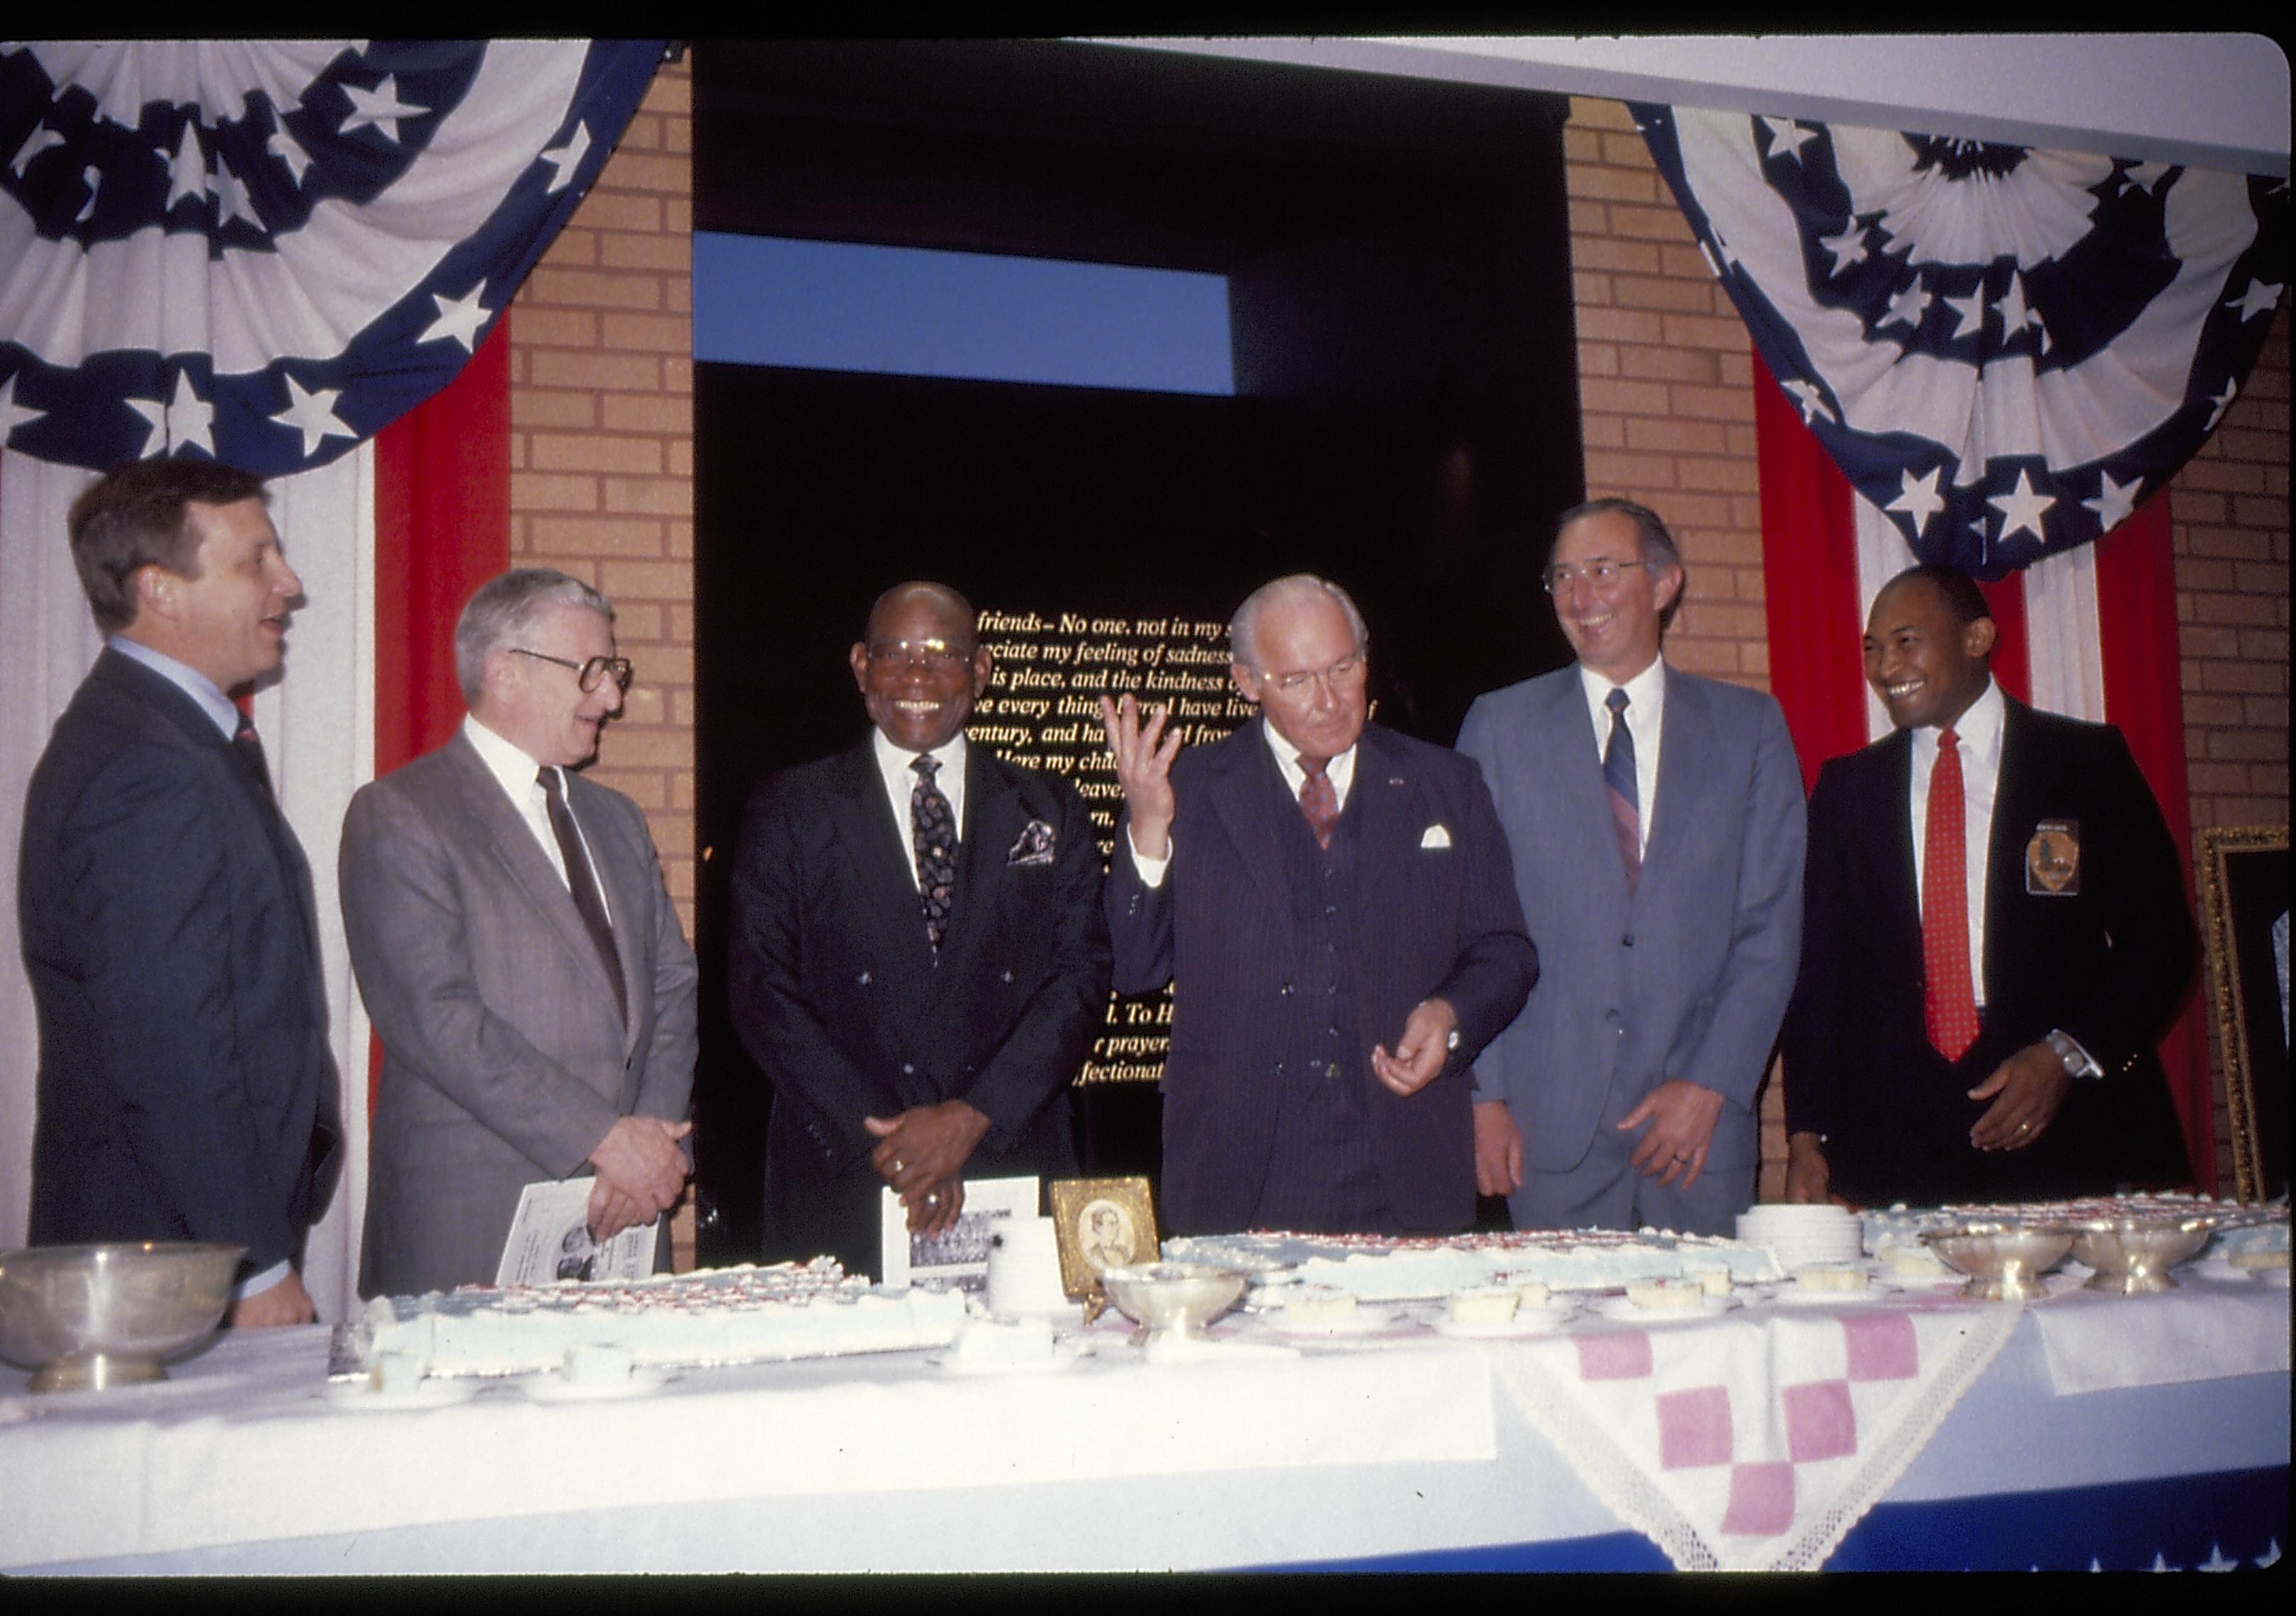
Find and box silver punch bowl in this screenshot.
[0,1242,244,1393]
[1099,1262,1249,1341]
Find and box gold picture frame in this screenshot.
[1049,1176,1159,1302]
[2197,825,2289,1204]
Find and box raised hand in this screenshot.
[1096,693,1183,859]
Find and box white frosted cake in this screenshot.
[1161,1227,1782,1301]
[357,1259,967,1380]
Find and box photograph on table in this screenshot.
[1050,1176,1160,1300]
[879,1174,1040,1293]
[2199,826,2290,1203]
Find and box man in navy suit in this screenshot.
[1458,500,1804,1237]
[1099,575,1537,1237]
[1782,564,2195,1204]
[20,459,340,1325]
[727,582,1110,1278]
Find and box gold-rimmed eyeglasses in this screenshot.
[510,648,635,692]
[865,637,977,672]
[1541,557,1658,595]
[1258,652,1367,698]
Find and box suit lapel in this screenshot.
[441,736,626,1009]
[938,746,1018,979]
[1640,671,1711,897]
[826,744,940,980]
[1541,672,1633,900]
[1205,721,1298,927]
[1982,700,2040,1004]
[1349,726,1414,916]
[572,778,647,1056]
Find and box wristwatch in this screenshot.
[2043,1029,2101,1080]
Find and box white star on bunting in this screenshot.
[213,162,262,230]
[2198,1545,2238,1572]
[267,117,314,186]
[540,120,592,194]
[2081,470,2142,531]
[2224,279,2283,320]
[1988,469,2056,543]
[1881,276,1931,330]
[1781,378,1835,425]
[1945,288,1988,341]
[1886,466,1947,536]
[1821,223,1869,275]
[339,74,427,144]
[162,371,215,454]
[166,122,208,210]
[1760,117,1817,163]
[0,374,46,443]
[11,122,64,176]
[421,284,492,351]
[271,374,354,456]
[124,393,167,456]
[2205,378,2239,430]
[73,165,100,225]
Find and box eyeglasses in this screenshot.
[1259,653,1366,697]
[510,648,635,692]
[865,638,977,672]
[1541,558,1656,595]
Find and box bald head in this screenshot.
[850,579,991,753]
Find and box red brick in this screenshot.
[530,434,665,476]
[528,350,663,393]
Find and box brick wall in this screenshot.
[500,70,2286,1229]
[505,58,697,1260]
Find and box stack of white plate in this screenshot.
[1737,1204,1864,1272]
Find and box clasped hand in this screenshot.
[586,1115,692,1242]
[866,1100,991,1237]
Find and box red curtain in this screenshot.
[1755,352,1864,791]
[2096,497,2212,1191]
[366,316,513,1106]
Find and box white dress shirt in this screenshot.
[1577,656,1667,859]
[871,728,969,890]
[464,715,611,922]
[1906,678,2003,1011]
[1127,717,1356,889]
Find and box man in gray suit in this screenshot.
[1457,500,1803,1235]
[341,569,697,1296]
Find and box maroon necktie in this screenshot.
[232,711,273,800]
[1298,756,1339,850]
[1921,729,1980,1061]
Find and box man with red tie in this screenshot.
[1782,564,2196,1205]
[1099,575,1537,1237]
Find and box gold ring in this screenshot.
[891,1158,906,1174]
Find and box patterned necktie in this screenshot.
[1298,755,1339,850]
[911,755,957,954]
[232,710,274,800]
[539,766,626,1025]
[1602,688,1641,892]
[1921,729,1980,1061]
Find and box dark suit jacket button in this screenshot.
[1621,934,1635,947]
[1605,1009,1621,1023]
[1279,983,1292,996]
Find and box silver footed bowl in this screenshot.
[1920,1223,2073,1302]
[1099,1262,1249,1340]
[0,1242,244,1393]
[2067,1215,2224,1295]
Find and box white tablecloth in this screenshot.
[3,1273,2286,1573]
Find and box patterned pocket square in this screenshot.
[1420,824,1453,850]
[1008,819,1058,865]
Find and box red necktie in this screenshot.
[1298,756,1339,850]
[1921,729,1980,1061]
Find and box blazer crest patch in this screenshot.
[2025,819,2081,896]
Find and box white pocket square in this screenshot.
[1420,824,1452,850]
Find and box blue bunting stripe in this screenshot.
[1633,103,2288,580]
[0,40,662,476]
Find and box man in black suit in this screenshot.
[727,582,1110,1277]
[1098,575,1538,1237]
[1783,564,2195,1206]
[20,459,340,1325]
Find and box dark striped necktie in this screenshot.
[1603,688,1641,891]
[539,766,626,1025]
[911,756,957,955]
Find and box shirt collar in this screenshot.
[107,634,239,742]
[872,726,968,784]
[464,713,551,802]
[1259,714,1358,800]
[1923,678,2004,752]
[1577,652,1666,712]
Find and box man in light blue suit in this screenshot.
[1457,500,1804,1235]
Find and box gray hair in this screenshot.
[1553,497,1686,630]
[454,568,614,703]
[1228,574,1370,669]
